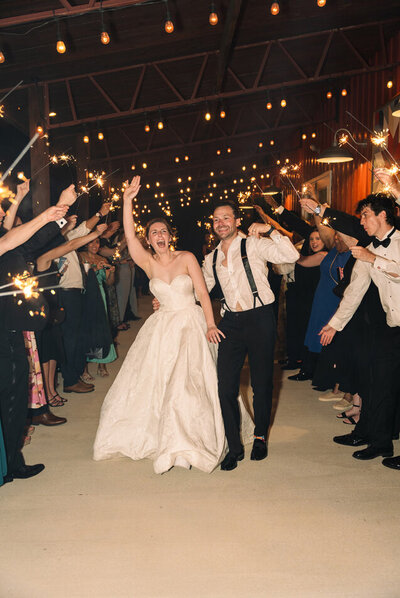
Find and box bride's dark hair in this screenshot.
[145,218,173,239]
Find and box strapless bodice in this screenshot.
[149,274,196,311]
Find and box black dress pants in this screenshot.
[0,329,29,474]
[355,324,400,450]
[217,304,276,455]
[59,289,86,387]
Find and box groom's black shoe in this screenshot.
[250,438,268,461]
[220,450,244,471]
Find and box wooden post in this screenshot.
[29,86,50,216]
[74,135,90,220]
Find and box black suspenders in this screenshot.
[212,238,265,311]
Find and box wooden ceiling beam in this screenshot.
[215,0,243,93]
[0,0,146,28]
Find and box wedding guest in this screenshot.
[319,194,400,465]
[79,236,117,377]
[57,201,111,393]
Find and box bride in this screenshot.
[93,175,228,473]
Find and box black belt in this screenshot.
[60,287,84,293]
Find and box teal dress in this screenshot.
[0,425,7,486]
[88,268,117,364]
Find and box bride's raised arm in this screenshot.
[123,176,152,273]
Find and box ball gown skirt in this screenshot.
[94,274,252,473]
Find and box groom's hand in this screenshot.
[152,297,160,311]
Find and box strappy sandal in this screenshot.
[337,404,361,425]
[48,393,67,407]
[97,365,109,377]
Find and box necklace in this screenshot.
[328,251,339,285]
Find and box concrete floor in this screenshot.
[1,296,400,598]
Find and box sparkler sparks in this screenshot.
[371,129,388,147]
[13,273,39,299]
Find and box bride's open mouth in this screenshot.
[156,240,166,248]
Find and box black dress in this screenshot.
[35,262,65,364]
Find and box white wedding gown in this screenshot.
[94,274,251,474]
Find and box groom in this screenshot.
[202,201,299,470]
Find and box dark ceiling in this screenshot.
[0,0,399,209]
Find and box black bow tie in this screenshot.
[372,237,391,248]
[372,228,395,249]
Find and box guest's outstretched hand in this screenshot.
[43,205,68,223]
[123,176,141,202]
[96,223,108,236]
[58,184,77,207]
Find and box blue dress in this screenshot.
[0,424,7,486]
[304,248,351,353]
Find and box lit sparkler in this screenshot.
[371,129,388,148]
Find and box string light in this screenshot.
[266,102,272,110]
[205,109,211,121]
[317,0,326,6]
[219,108,226,118]
[326,91,332,99]
[209,1,218,25]
[164,1,174,33]
[98,131,104,140]
[270,139,274,146]
[83,134,89,143]
[142,162,147,169]
[49,112,56,117]
[341,88,347,96]
[100,6,110,45]
[270,2,280,15]
[302,133,307,140]
[0,50,5,64]
[280,98,287,108]
[157,110,164,130]
[175,156,179,163]
[56,19,66,54]
[387,80,393,89]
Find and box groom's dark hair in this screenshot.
[213,200,240,219]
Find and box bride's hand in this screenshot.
[206,325,225,344]
[152,297,160,311]
[123,176,141,202]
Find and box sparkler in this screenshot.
[345,110,400,184]
[0,271,57,291]
[30,151,74,179]
[0,80,23,105]
[75,168,120,200]
[0,132,40,185]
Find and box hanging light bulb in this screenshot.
[56,19,66,54]
[157,110,164,130]
[219,107,226,118]
[0,50,5,64]
[144,123,150,133]
[326,91,332,99]
[98,131,104,140]
[341,88,347,96]
[175,156,180,163]
[83,134,89,143]
[317,0,326,6]
[101,30,110,45]
[209,1,218,25]
[205,109,211,121]
[142,162,147,169]
[99,4,110,44]
[36,124,44,135]
[266,102,272,110]
[164,2,174,33]
[387,80,394,89]
[280,98,287,107]
[302,133,307,140]
[270,2,280,15]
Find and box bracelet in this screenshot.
[265,224,275,236]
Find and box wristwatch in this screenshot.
[95,211,102,219]
[314,205,322,216]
